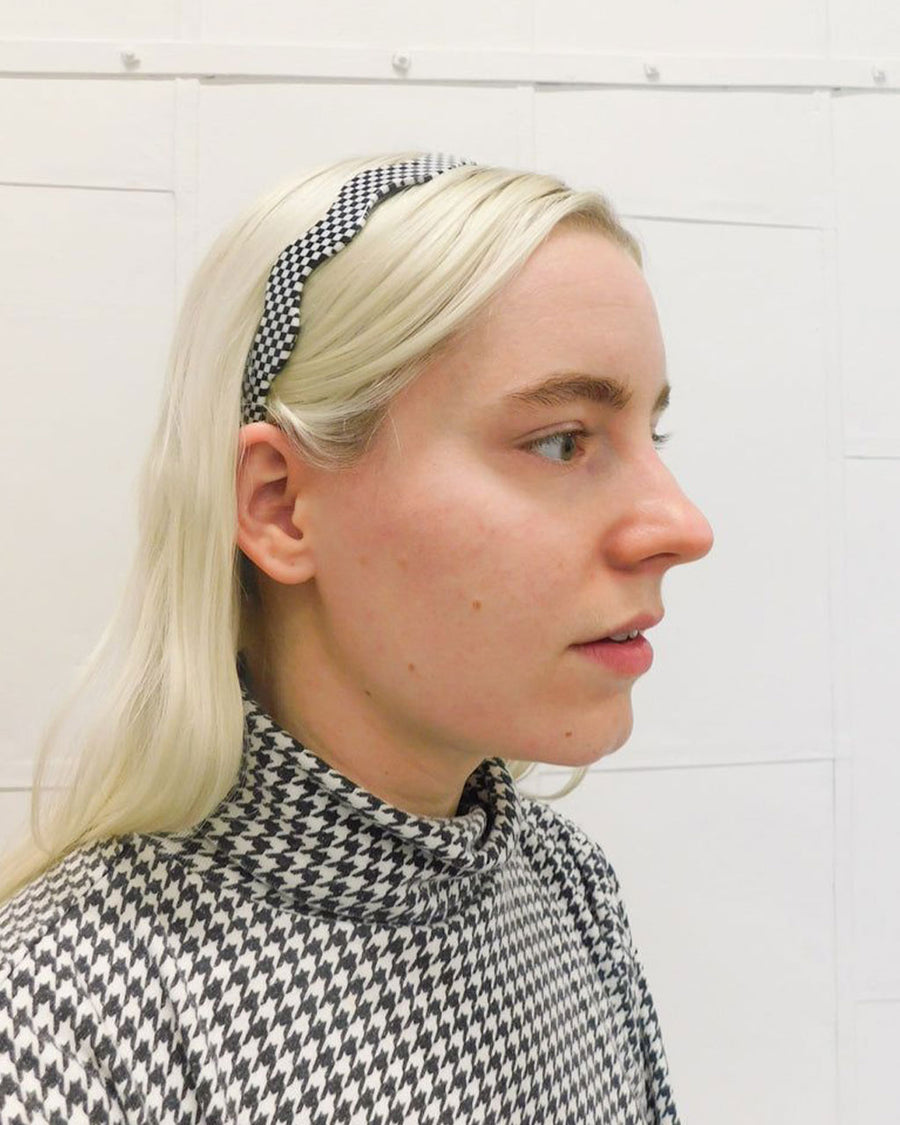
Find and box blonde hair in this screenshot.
[0,151,643,905]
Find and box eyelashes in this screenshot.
[524,427,672,465]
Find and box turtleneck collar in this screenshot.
[154,659,525,925]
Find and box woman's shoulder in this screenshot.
[0,839,150,1125]
[518,792,622,885]
[516,794,635,950]
[0,837,132,982]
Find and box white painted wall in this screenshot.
[1,3,898,1121]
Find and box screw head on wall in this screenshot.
[392,51,412,74]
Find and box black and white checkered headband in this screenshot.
[240,153,477,426]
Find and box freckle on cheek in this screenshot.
[408,662,416,673]
[471,600,481,611]
[565,731,572,738]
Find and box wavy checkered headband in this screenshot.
[240,152,477,425]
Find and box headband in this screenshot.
[241,152,477,425]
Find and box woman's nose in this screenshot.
[664,495,715,567]
[619,466,715,570]
[650,445,715,563]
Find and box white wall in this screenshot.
[1,4,898,1122]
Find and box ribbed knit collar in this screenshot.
[156,659,525,925]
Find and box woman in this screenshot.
[0,152,713,1123]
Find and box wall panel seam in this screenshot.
[1,42,900,90]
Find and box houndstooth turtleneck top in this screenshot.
[0,661,680,1124]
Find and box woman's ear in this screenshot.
[235,423,317,585]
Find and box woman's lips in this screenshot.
[571,634,653,676]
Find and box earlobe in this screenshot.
[235,427,316,586]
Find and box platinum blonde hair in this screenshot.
[0,151,643,905]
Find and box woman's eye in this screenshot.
[524,429,586,463]
[524,428,673,465]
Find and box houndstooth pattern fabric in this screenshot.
[241,153,475,426]
[0,657,681,1124]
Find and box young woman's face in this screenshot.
[259,225,714,779]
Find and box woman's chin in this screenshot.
[545,714,635,767]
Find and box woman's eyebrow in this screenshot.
[502,372,671,415]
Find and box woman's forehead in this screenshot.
[434,253,660,403]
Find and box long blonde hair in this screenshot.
[0,152,643,905]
